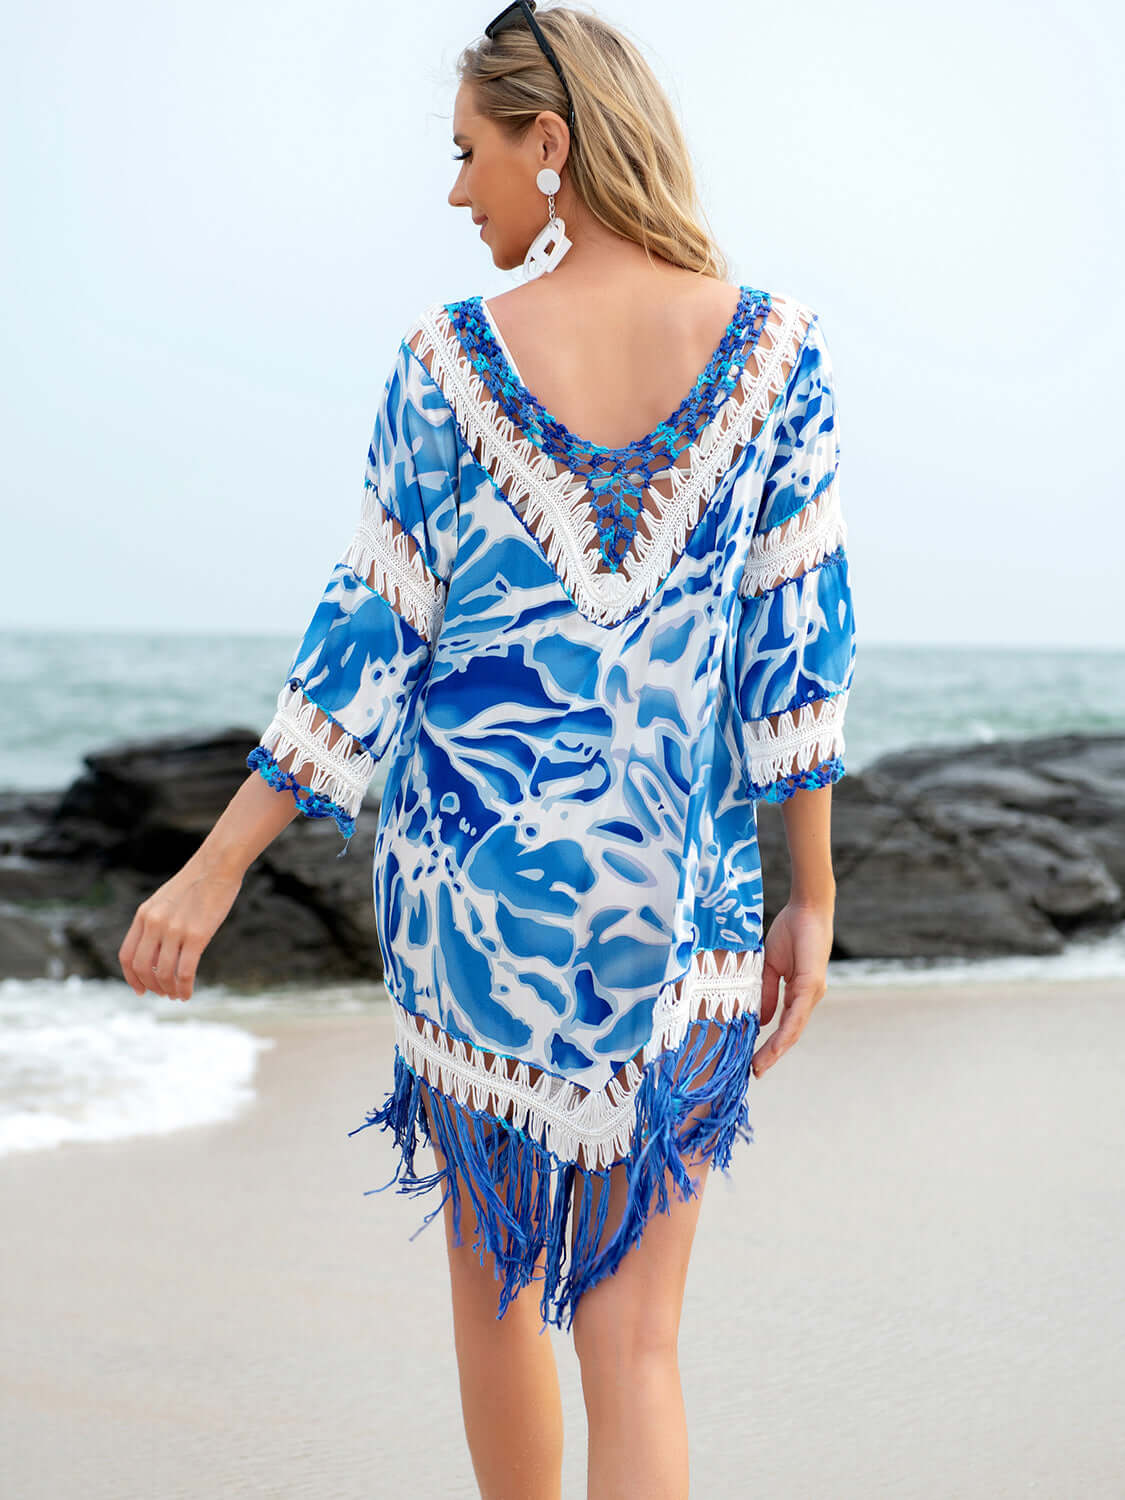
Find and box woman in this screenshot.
[119,4,857,1496]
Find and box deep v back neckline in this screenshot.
[409,285,811,627]
[463,284,764,464]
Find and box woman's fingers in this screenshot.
[151,936,179,1000]
[174,944,202,1001]
[118,903,177,999]
[752,974,825,1077]
[118,908,153,996]
[149,923,201,1001]
[117,917,140,995]
[751,900,835,1077]
[759,956,782,1025]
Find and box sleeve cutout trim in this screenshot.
[742,686,849,789]
[252,682,376,823]
[345,481,447,645]
[739,477,846,597]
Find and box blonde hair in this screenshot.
[455,4,730,281]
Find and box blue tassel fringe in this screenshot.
[347,1007,762,1334]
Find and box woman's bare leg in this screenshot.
[570,1160,707,1500]
[422,1090,565,1500]
[571,1018,729,1500]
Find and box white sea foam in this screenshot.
[0,975,397,1157]
[0,976,283,1156]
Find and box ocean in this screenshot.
[2,627,1124,1156]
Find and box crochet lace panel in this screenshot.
[409,288,815,629]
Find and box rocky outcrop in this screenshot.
[0,731,385,989]
[757,731,1125,957]
[1,729,1122,986]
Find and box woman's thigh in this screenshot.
[420,1087,550,1316]
[568,1156,711,1365]
[569,1017,730,1361]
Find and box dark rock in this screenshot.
[0,909,62,979]
[759,770,1067,959]
[928,805,1119,927]
[756,731,1125,960]
[26,730,269,873]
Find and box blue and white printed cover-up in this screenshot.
[247,284,857,1332]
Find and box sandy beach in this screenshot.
[1,976,1122,1499]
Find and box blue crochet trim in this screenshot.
[752,754,846,804]
[446,286,771,574]
[349,1005,761,1334]
[246,745,357,844]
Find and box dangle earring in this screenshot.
[521,167,572,282]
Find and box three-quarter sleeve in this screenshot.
[247,325,461,848]
[732,311,856,804]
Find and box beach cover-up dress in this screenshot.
[247,283,858,1333]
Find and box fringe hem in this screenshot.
[347,1007,762,1335]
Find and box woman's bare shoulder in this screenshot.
[486,272,745,342]
[490,270,742,306]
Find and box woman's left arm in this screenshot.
[752,786,837,1077]
[730,309,856,1078]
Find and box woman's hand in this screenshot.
[751,899,835,1078]
[118,854,243,1001]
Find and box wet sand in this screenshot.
[1,977,1122,1498]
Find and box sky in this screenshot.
[3,0,1123,649]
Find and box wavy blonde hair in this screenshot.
[455,4,730,281]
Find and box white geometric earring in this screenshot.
[521,167,572,282]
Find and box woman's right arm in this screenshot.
[117,771,301,1002]
[120,315,462,1004]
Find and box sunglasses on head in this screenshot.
[484,0,577,137]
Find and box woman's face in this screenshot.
[447,84,568,273]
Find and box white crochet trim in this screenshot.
[647,945,764,1056]
[393,946,763,1170]
[739,480,847,598]
[744,688,849,788]
[343,482,446,645]
[258,685,374,817]
[409,295,815,628]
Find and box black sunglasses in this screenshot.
[484,0,577,137]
